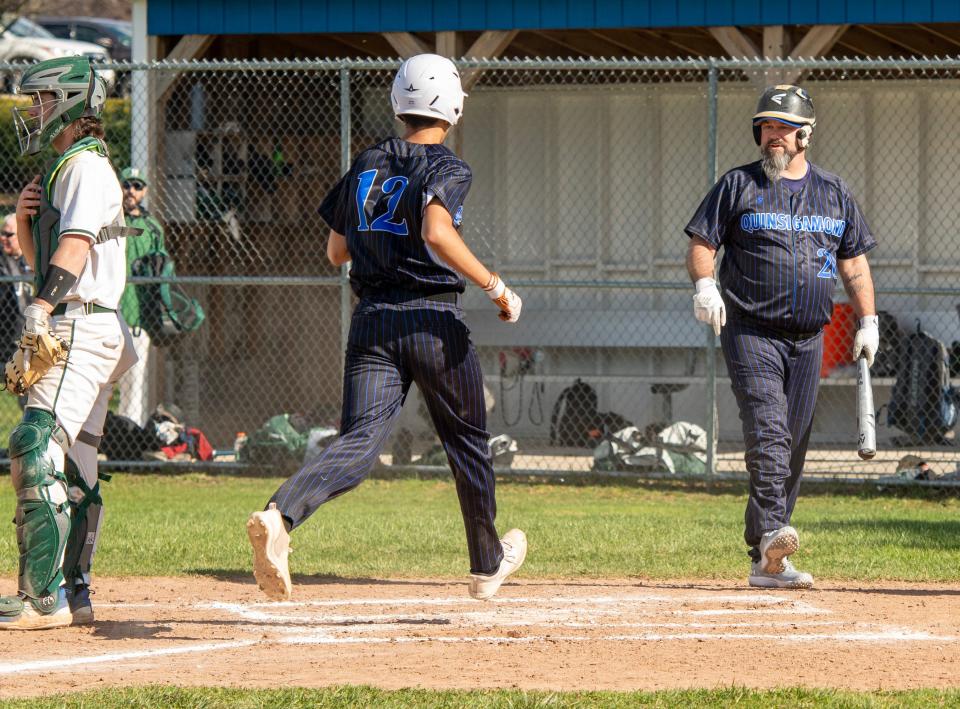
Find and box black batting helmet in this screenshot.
[752,85,816,147]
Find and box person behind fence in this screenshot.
[0,212,32,363]
[246,54,527,603]
[116,167,165,425]
[684,85,878,590]
[0,57,139,630]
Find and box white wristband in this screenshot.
[484,275,506,300]
[694,277,716,294]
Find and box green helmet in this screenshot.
[12,56,106,156]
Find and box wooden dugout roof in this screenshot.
[145,1,960,60]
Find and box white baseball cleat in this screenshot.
[758,525,800,574]
[0,588,73,631]
[247,503,292,601]
[469,528,527,601]
[749,558,814,589]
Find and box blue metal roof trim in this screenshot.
[148,0,960,36]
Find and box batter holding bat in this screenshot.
[684,85,878,589]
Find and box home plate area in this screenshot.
[1,577,960,696]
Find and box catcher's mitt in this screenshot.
[4,331,70,396]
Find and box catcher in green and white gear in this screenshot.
[0,56,139,631]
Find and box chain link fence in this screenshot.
[0,56,956,484]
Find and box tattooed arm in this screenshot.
[837,254,876,319]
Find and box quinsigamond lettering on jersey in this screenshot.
[739,212,846,238]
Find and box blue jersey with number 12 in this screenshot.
[318,137,472,298]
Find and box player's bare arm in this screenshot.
[326,229,349,266]
[838,254,876,318]
[422,200,491,287]
[685,235,717,281]
[686,236,725,336]
[839,254,879,366]
[422,200,522,323]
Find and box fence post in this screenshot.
[339,67,352,380]
[705,62,719,475]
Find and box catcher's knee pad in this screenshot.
[9,408,71,605]
[63,455,105,587]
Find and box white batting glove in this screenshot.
[853,315,880,368]
[692,278,726,336]
[483,273,522,324]
[20,303,52,372]
[22,303,50,338]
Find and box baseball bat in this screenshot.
[857,355,876,460]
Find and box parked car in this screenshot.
[33,16,131,62]
[0,16,115,92]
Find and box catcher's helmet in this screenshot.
[12,56,106,156]
[752,84,816,148]
[391,53,467,127]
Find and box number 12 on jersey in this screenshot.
[355,169,409,235]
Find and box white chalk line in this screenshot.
[99,594,791,612]
[237,593,801,608]
[270,619,851,634]
[280,629,957,645]
[202,598,827,626]
[97,594,814,617]
[0,624,949,679]
[0,592,952,679]
[0,640,256,676]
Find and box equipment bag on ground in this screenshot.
[593,421,708,474]
[239,413,314,467]
[550,378,599,448]
[887,322,958,444]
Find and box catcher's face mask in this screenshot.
[11,56,102,156]
[12,92,60,156]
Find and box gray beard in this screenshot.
[761,145,798,182]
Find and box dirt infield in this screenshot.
[1,575,960,698]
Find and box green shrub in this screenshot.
[103,97,131,174]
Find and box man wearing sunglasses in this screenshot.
[0,214,31,363]
[116,167,166,426]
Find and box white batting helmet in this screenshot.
[390,54,467,126]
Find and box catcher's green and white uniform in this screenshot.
[0,56,137,629]
[27,137,138,587]
[29,138,137,438]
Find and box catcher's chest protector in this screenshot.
[32,137,108,288]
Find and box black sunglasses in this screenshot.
[0,230,14,237]
[122,181,146,190]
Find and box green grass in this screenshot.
[5,686,960,708]
[2,474,960,581]
[0,393,23,442]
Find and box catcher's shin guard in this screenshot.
[63,455,106,589]
[9,408,71,612]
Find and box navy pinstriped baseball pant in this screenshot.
[269,296,504,575]
[720,318,823,563]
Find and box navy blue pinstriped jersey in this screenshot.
[318,138,472,299]
[684,161,877,334]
